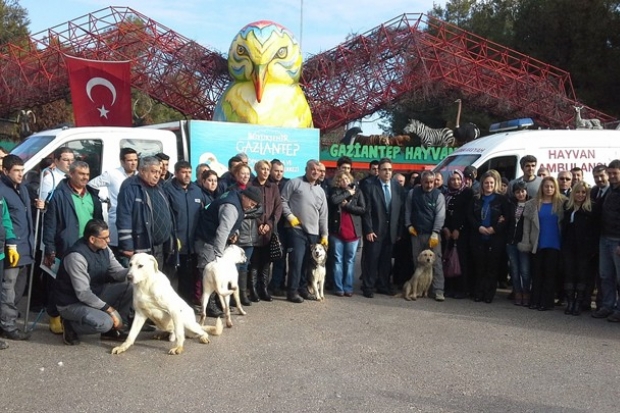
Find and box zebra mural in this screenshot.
[403,119,456,148]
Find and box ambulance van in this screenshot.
[433,128,620,186]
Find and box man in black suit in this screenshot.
[361,158,404,298]
[591,164,610,202]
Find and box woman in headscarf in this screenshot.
[441,170,474,299]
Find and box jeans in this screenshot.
[286,227,317,293]
[506,244,531,294]
[237,246,254,273]
[0,266,28,332]
[330,236,359,294]
[57,281,133,336]
[598,236,620,312]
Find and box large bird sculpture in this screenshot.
[213,21,313,128]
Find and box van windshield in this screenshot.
[10,135,55,163]
[433,154,481,181]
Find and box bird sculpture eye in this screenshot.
[276,47,287,59]
[237,45,247,56]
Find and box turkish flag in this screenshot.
[65,55,133,127]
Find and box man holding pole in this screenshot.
[0,155,44,341]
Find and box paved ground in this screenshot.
[1,281,619,413]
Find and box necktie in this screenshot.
[597,189,603,199]
[383,183,391,208]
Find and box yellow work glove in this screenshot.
[408,226,418,236]
[6,245,19,267]
[288,215,301,227]
[429,233,440,249]
[320,236,328,247]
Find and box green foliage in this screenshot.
[0,0,29,46]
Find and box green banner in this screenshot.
[321,143,456,165]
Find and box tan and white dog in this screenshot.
[403,250,436,301]
[111,253,223,356]
[307,244,327,302]
[200,245,247,328]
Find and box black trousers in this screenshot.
[531,248,560,308]
[361,233,393,293]
[472,238,503,301]
[176,253,198,304]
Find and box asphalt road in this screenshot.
[1,279,619,412]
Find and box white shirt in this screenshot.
[88,167,136,246]
[39,167,68,202]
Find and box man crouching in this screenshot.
[55,219,131,345]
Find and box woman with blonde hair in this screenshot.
[467,170,510,303]
[328,170,366,296]
[518,176,565,311]
[561,181,597,315]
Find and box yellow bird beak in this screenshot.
[252,64,266,103]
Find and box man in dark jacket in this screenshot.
[405,170,446,301]
[117,156,175,270]
[361,158,405,298]
[267,159,290,296]
[42,160,103,334]
[164,160,207,305]
[55,219,131,345]
[0,155,44,341]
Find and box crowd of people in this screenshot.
[0,145,619,351]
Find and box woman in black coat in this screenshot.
[441,170,473,298]
[561,181,598,315]
[328,170,366,297]
[506,181,531,306]
[468,170,510,303]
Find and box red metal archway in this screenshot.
[0,7,615,132]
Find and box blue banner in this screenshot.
[189,120,320,176]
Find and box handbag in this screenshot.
[269,231,284,261]
[443,244,462,278]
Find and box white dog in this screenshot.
[307,244,327,302]
[111,254,223,355]
[402,250,436,301]
[200,245,247,328]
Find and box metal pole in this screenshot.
[24,207,41,333]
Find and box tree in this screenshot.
[0,0,29,46]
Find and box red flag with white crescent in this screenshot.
[65,55,132,127]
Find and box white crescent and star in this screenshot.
[85,77,117,119]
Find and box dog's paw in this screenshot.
[411,296,417,301]
[111,346,127,355]
[168,346,184,355]
[199,334,210,344]
[238,308,247,316]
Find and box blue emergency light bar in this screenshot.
[489,118,535,133]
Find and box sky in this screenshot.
[20,0,440,132]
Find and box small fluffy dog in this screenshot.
[403,250,436,301]
[111,254,223,356]
[200,245,247,328]
[307,244,327,301]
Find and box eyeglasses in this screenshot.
[95,235,110,241]
[558,177,571,181]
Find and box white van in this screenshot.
[433,129,620,185]
[10,126,177,196]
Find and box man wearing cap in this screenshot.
[195,186,262,269]
[280,160,328,303]
[508,155,541,198]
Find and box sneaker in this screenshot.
[607,312,620,323]
[435,292,445,302]
[49,316,64,335]
[100,329,129,342]
[2,328,31,341]
[62,319,80,346]
[592,308,613,319]
[0,339,7,350]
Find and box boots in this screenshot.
[206,292,223,318]
[238,270,252,306]
[522,293,530,307]
[573,289,585,316]
[564,289,575,315]
[258,267,272,302]
[514,293,523,306]
[248,269,260,303]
